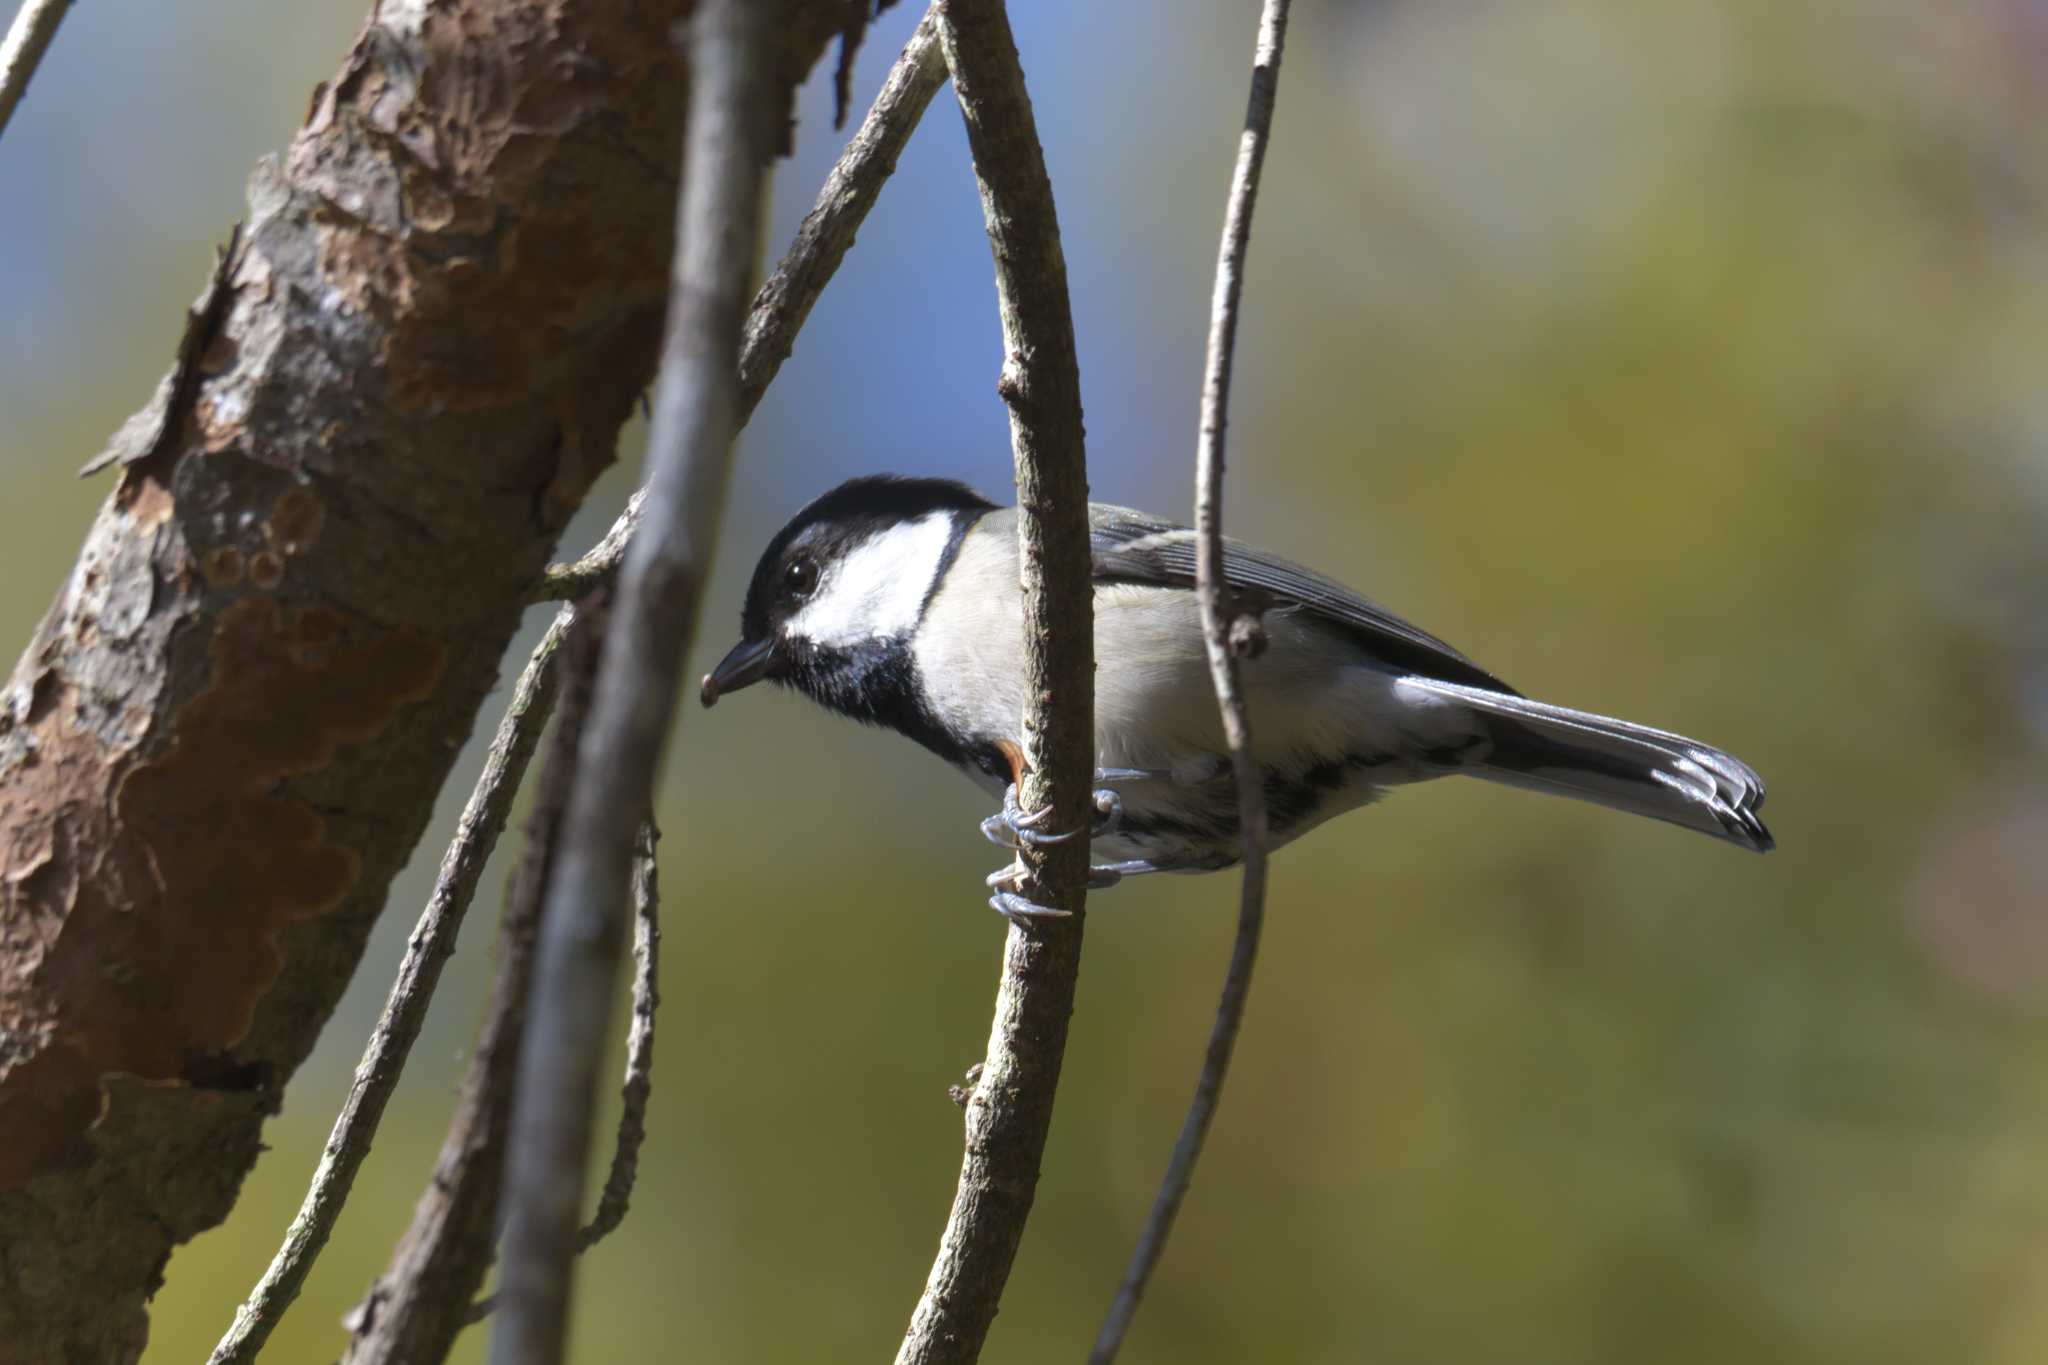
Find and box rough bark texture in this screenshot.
[0,3,849,1360]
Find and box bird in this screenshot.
[700,474,1772,917]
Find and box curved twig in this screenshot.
[577,821,662,1251]
[0,0,73,140]
[893,3,1094,1362]
[1089,3,1292,1361]
[487,2,776,1361]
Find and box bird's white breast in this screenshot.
[910,524,1028,769]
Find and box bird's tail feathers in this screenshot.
[1400,677,1774,853]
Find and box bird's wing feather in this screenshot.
[1088,507,1518,695]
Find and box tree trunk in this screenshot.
[0,3,849,1359]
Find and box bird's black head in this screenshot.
[700,475,995,713]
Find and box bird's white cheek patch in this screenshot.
[786,513,955,648]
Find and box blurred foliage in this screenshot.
[5,0,2048,1361]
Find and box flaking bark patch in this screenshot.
[0,597,443,1186]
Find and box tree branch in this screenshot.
[894,2,1094,1361]
[738,5,946,422]
[1090,4,1292,1360]
[537,6,949,605]
[0,0,72,140]
[576,819,662,1253]
[337,598,610,1365]
[488,2,777,1360]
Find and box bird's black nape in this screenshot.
[739,475,996,640]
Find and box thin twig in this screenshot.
[578,820,661,1251]
[537,7,948,604]
[1089,4,1291,1361]
[0,0,73,140]
[208,606,575,1365]
[464,821,661,1326]
[339,599,612,1365]
[894,3,1094,1363]
[488,2,775,1361]
[217,13,944,1354]
[533,501,642,605]
[737,5,944,420]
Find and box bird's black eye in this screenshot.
[783,555,819,599]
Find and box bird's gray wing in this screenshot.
[1088,506,1518,695]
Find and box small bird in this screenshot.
[701,475,1772,916]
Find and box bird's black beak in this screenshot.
[700,636,777,708]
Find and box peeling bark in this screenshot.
[0,2,849,1360]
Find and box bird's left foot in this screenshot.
[981,861,1106,923]
[987,890,1072,923]
[979,781,1115,851]
[982,856,1184,923]
[978,770,1182,924]
[978,769,1171,852]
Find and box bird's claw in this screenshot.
[1010,793,1060,833]
[979,811,1026,852]
[986,863,1069,921]
[979,775,1141,852]
[986,862,1126,893]
[979,769,1179,919]
[988,890,1074,923]
[984,858,1134,920]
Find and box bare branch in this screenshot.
[579,821,662,1251]
[207,605,576,1365]
[488,1,776,1360]
[0,0,72,140]
[739,6,946,420]
[1090,5,1292,1361]
[339,599,611,1365]
[532,507,642,606]
[538,8,948,604]
[894,2,1094,1362]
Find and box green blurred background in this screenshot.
[5,0,2048,1361]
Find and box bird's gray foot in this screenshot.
[983,861,1090,922]
[988,890,1073,923]
[983,854,1197,920]
[979,769,1187,922]
[978,783,1115,851]
[978,769,1174,852]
